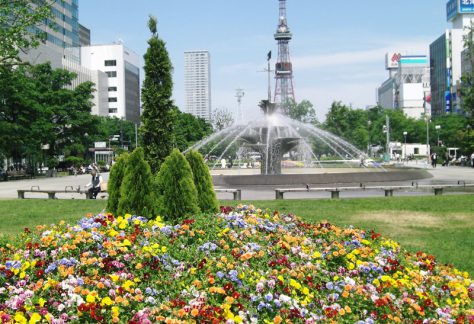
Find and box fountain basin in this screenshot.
[212,168,431,186]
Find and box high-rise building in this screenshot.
[79,24,91,46]
[184,51,211,120]
[429,0,474,117]
[377,53,431,119]
[81,44,141,124]
[20,0,109,117]
[22,0,80,67]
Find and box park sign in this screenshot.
[447,0,474,21]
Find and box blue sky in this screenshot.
[80,0,450,121]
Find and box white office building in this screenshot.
[81,44,141,124]
[184,51,211,120]
[377,53,431,119]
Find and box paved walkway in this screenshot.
[0,165,473,200]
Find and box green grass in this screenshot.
[226,195,474,274]
[0,195,473,273]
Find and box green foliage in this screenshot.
[174,108,213,151]
[141,16,176,173]
[117,148,154,218]
[284,99,319,124]
[106,153,129,215]
[155,149,200,223]
[0,0,53,66]
[0,63,97,170]
[461,22,474,121]
[185,150,219,214]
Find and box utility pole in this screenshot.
[385,115,390,159]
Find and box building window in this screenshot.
[108,86,117,92]
[108,97,117,102]
[109,108,118,113]
[106,71,117,78]
[105,60,116,66]
[414,148,419,155]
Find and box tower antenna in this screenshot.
[274,0,295,111]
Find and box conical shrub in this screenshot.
[185,150,219,213]
[106,153,129,215]
[117,147,154,218]
[155,149,199,223]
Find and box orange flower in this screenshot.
[274,315,283,324]
[97,282,105,289]
[191,309,199,317]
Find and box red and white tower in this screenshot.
[273,0,295,111]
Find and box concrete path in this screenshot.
[0,173,109,199]
[0,165,473,200]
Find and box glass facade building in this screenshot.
[430,34,448,118]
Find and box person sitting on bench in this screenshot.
[85,169,103,199]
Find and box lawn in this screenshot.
[0,195,473,273]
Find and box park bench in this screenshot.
[7,171,33,181]
[274,182,474,200]
[17,182,109,199]
[214,188,241,200]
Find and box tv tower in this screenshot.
[273,0,295,110]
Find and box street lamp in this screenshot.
[403,131,407,162]
[435,125,441,146]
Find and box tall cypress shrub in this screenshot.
[117,148,154,218]
[156,149,199,223]
[106,153,128,215]
[185,150,219,214]
[140,15,176,173]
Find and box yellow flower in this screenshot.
[38,298,46,307]
[101,297,113,307]
[86,294,96,303]
[28,313,41,324]
[14,312,27,324]
[111,306,120,317]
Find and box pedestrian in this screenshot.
[471,152,474,168]
[431,152,438,168]
[85,169,103,199]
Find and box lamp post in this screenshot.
[435,125,441,146]
[403,131,407,162]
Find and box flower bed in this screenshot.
[0,206,473,323]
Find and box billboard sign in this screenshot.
[445,91,452,112]
[460,0,474,13]
[385,52,402,69]
[447,0,474,21]
[447,0,458,21]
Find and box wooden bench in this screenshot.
[215,189,241,200]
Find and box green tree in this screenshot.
[106,153,129,215]
[185,150,219,214]
[117,148,154,218]
[141,15,176,173]
[0,63,96,172]
[460,22,474,120]
[0,0,53,66]
[155,149,199,223]
[285,99,319,124]
[174,108,213,151]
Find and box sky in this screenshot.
[80,0,450,121]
